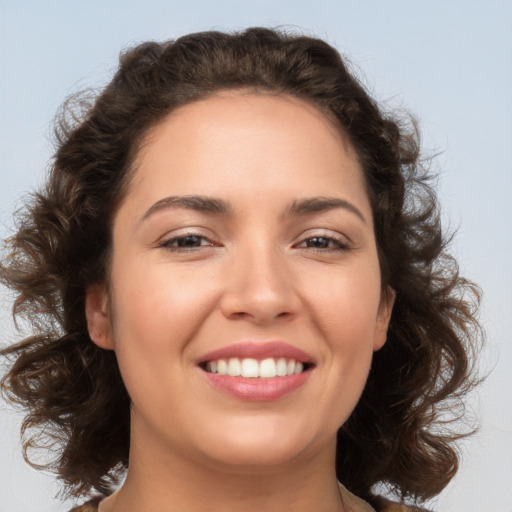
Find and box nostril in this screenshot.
[231,311,251,319]
[220,279,300,324]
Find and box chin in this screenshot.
[195,416,327,470]
[205,441,305,471]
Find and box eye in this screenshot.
[159,234,217,250]
[296,235,350,251]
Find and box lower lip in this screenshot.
[202,370,312,401]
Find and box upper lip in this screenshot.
[198,341,314,365]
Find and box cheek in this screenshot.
[305,261,382,342]
[303,262,382,409]
[106,260,219,401]
[110,258,216,346]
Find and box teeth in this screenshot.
[205,357,307,378]
[227,358,241,376]
[241,358,259,378]
[260,358,276,379]
[217,359,227,375]
[276,357,287,376]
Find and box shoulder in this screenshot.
[339,483,433,512]
[374,496,433,512]
[68,493,433,512]
[69,496,103,512]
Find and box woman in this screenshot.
[0,28,482,512]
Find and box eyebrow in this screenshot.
[140,194,366,224]
[286,197,366,223]
[141,195,232,222]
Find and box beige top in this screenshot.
[70,487,428,512]
[339,482,376,511]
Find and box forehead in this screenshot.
[144,90,353,147]
[125,91,369,216]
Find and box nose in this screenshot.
[220,242,300,325]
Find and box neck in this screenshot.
[101,423,346,512]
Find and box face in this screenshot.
[86,92,394,473]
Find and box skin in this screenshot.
[86,91,394,512]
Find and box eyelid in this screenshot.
[157,227,221,249]
[293,229,352,250]
[296,227,351,242]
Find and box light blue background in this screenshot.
[1,1,511,511]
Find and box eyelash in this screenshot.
[295,235,350,252]
[159,233,217,251]
[159,233,350,252]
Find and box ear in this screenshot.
[85,283,114,350]
[373,286,396,351]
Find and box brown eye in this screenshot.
[298,236,349,251]
[175,235,204,247]
[160,234,211,249]
[304,237,331,249]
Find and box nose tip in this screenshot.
[224,297,294,325]
[219,251,299,325]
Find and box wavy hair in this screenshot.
[0,28,482,506]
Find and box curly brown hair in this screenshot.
[0,27,482,506]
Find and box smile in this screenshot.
[204,357,306,378]
[198,342,314,401]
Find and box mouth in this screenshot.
[200,357,312,378]
[197,342,314,401]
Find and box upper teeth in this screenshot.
[206,358,304,378]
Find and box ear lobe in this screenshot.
[373,286,396,352]
[85,283,114,350]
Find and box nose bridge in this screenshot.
[221,235,297,323]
